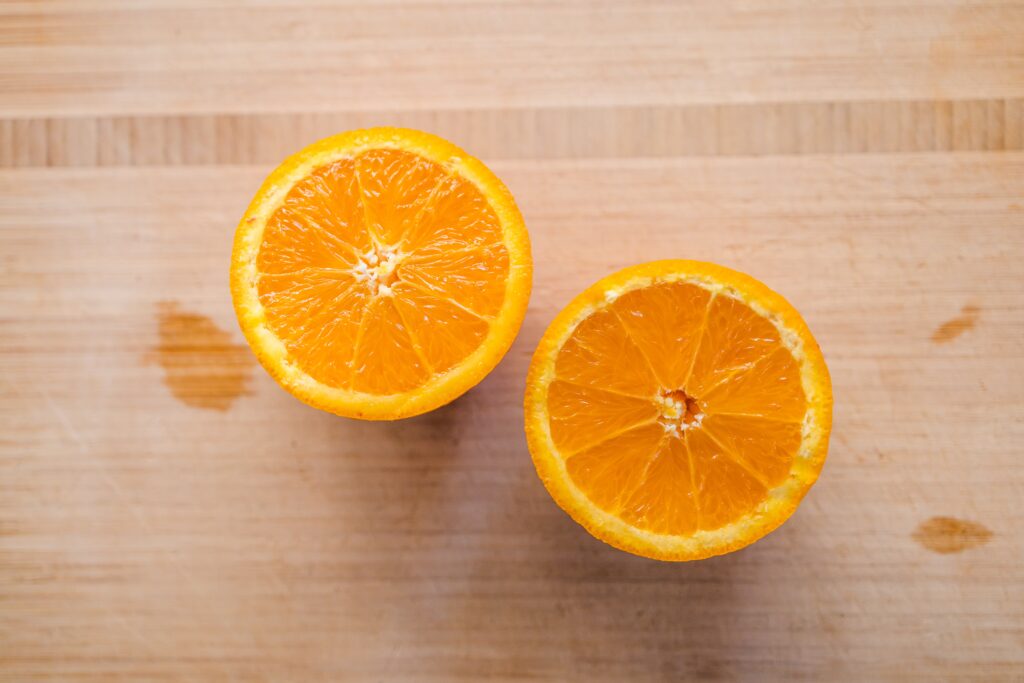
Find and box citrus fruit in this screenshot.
[524,260,832,561]
[231,128,531,420]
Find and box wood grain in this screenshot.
[1,1,1023,116]
[1,98,1022,168]
[1,1,1023,681]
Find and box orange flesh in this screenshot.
[255,149,509,394]
[550,281,807,534]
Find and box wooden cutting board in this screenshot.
[2,2,1022,681]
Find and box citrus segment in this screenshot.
[403,174,505,252]
[565,423,667,514]
[258,159,371,275]
[232,128,531,419]
[547,380,660,454]
[684,428,769,531]
[610,281,711,390]
[349,296,429,395]
[699,347,806,421]
[389,283,490,375]
[554,308,660,398]
[684,293,785,398]
[354,148,448,247]
[617,436,699,535]
[256,270,368,389]
[398,245,509,318]
[525,260,832,561]
[701,414,802,487]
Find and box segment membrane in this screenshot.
[685,428,768,532]
[555,308,660,397]
[699,347,806,421]
[547,380,659,455]
[355,148,448,246]
[399,245,509,319]
[565,424,667,514]
[350,296,429,394]
[686,294,783,398]
[701,414,802,488]
[391,282,489,375]
[610,281,710,390]
[617,436,700,534]
[257,270,369,388]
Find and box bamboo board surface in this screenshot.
[1,2,1023,681]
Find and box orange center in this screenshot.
[656,388,704,434]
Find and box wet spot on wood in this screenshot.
[913,516,992,554]
[150,301,253,411]
[931,304,980,343]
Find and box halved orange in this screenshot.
[231,128,531,419]
[525,261,832,561]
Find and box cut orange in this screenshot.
[231,128,531,419]
[524,261,832,561]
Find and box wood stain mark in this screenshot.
[149,301,253,411]
[912,516,992,554]
[931,304,980,343]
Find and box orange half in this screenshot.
[525,261,832,560]
[231,128,531,419]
